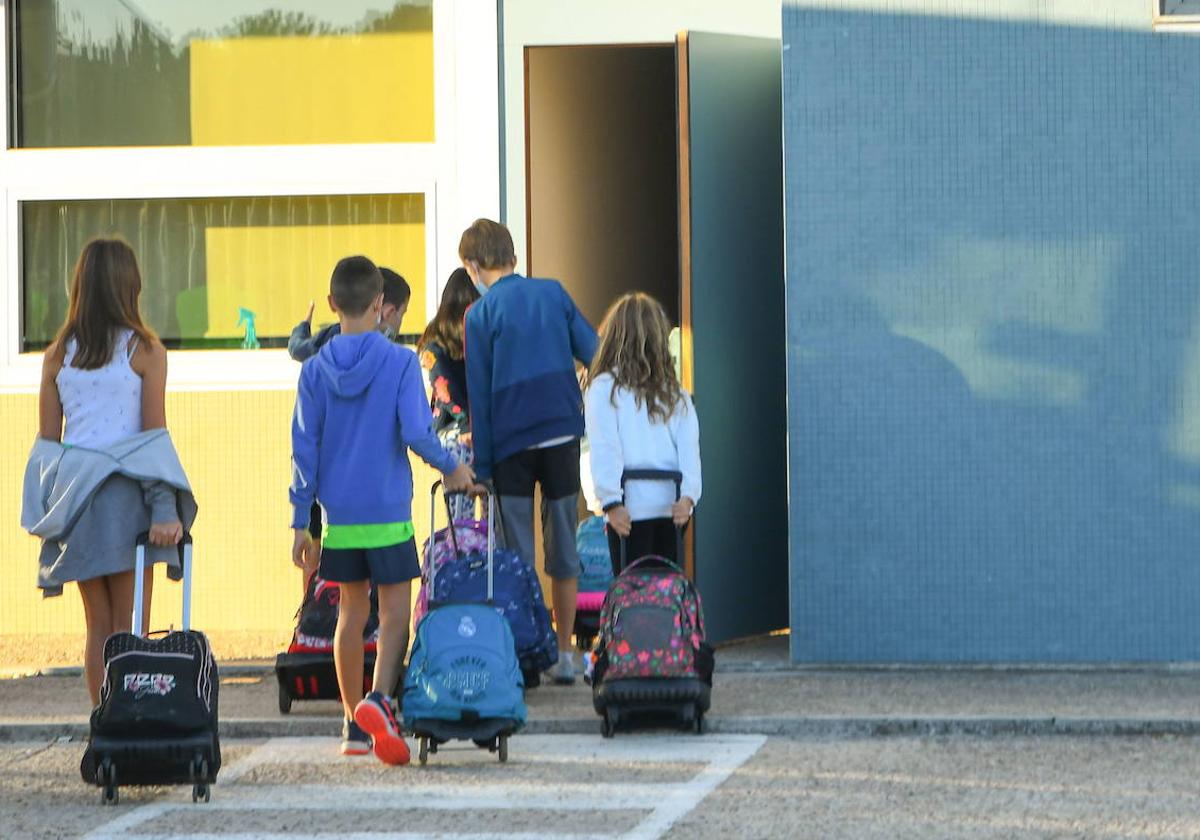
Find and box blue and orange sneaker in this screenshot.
[353,692,410,766]
[340,719,371,756]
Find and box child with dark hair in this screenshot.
[419,268,480,520]
[289,265,412,553]
[288,266,411,361]
[290,255,474,764]
[28,237,192,708]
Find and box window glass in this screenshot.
[22,194,426,350]
[1162,1,1200,14]
[13,0,434,148]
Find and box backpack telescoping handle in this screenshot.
[429,481,494,603]
[617,469,685,572]
[132,531,194,637]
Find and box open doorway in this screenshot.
[524,44,679,327]
[524,35,788,645]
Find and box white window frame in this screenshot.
[0,0,501,394]
[1154,0,1200,28]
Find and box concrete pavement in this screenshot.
[7,636,1200,839]
[4,635,1200,740]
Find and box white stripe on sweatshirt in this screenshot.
[584,372,701,521]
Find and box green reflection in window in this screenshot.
[22,193,427,351]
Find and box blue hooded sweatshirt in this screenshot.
[290,331,458,530]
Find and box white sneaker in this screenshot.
[549,652,576,685]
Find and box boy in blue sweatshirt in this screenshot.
[290,256,474,765]
[461,219,598,685]
[290,268,411,572]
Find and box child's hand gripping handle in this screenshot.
[133,531,194,637]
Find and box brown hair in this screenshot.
[458,218,516,270]
[419,268,479,360]
[330,255,383,317]
[55,237,156,370]
[588,292,683,424]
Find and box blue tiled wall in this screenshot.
[784,5,1200,660]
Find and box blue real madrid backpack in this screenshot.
[403,485,527,764]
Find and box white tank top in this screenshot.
[57,328,144,448]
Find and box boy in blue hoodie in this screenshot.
[290,256,474,765]
[462,219,598,685]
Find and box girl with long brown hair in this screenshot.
[419,268,480,520]
[584,292,701,574]
[36,237,184,705]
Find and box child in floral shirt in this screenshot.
[418,268,480,520]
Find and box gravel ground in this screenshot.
[8,666,1200,727]
[667,735,1200,840]
[4,735,1200,840]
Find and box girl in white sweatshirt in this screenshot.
[584,293,701,575]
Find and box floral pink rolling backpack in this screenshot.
[591,556,714,737]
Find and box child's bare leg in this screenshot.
[373,581,411,698]
[334,580,371,721]
[551,576,578,652]
[78,578,113,707]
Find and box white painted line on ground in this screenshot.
[82,734,767,840]
[625,734,766,840]
[111,835,613,840]
[82,802,175,840]
[160,782,669,811]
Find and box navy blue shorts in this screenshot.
[319,539,420,585]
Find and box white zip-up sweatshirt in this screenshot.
[584,373,702,521]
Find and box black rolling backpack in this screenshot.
[81,532,220,805]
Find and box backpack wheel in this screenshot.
[695,712,705,735]
[189,756,209,782]
[418,736,429,765]
[601,709,616,738]
[498,735,509,763]
[278,680,292,715]
[192,783,210,803]
[99,760,118,806]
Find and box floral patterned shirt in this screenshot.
[420,341,470,436]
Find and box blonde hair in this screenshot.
[588,292,683,423]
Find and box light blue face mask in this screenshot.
[473,279,489,297]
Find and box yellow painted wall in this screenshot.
[204,214,427,341]
[0,387,439,669]
[189,32,435,146]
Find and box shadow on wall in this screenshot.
[785,7,1200,661]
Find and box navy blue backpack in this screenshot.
[428,493,558,677]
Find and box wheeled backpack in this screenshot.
[82,533,220,805]
[591,470,714,736]
[573,514,611,650]
[413,516,489,628]
[404,484,526,764]
[274,574,394,714]
[424,489,557,681]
